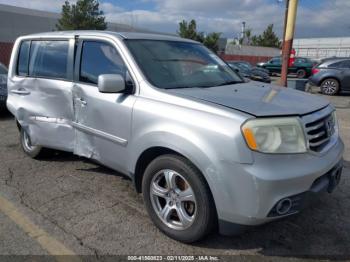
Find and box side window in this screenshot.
[29,40,69,79]
[329,61,346,68]
[17,41,30,76]
[342,60,350,69]
[80,41,126,85]
[270,58,281,64]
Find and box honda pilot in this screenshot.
[7,31,344,243]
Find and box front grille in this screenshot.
[304,113,335,152]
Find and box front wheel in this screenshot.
[20,128,44,158]
[142,155,216,243]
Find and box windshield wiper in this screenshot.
[215,80,242,87]
[165,84,215,89]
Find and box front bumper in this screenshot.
[212,138,344,235]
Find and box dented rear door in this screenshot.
[7,38,75,151]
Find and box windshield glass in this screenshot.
[239,62,252,70]
[125,40,243,89]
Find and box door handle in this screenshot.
[11,89,30,95]
[76,97,87,106]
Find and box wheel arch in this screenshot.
[320,76,342,89]
[134,146,181,193]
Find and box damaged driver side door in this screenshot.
[72,38,136,173]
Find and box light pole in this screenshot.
[280,0,298,87]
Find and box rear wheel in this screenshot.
[320,78,340,96]
[20,128,44,158]
[142,154,216,243]
[296,68,307,79]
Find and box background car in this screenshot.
[308,57,350,95]
[257,56,315,78]
[227,61,271,83]
[0,63,8,109]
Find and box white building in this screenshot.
[293,37,350,60]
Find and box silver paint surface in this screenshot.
[6,31,344,227]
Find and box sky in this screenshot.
[0,0,349,39]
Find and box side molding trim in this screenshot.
[72,121,128,146]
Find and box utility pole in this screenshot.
[280,0,298,87]
[281,0,289,51]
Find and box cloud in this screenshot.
[0,0,349,38]
[293,0,350,38]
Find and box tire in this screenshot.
[320,78,340,96]
[296,68,307,79]
[20,128,44,158]
[142,154,216,243]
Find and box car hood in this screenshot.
[167,82,329,117]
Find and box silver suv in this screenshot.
[7,31,344,243]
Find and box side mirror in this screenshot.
[98,74,125,93]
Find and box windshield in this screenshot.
[125,40,243,89]
[239,62,252,70]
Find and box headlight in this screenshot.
[332,111,339,138]
[241,117,307,153]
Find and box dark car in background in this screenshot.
[257,57,315,78]
[0,63,8,109]
[309,58,350,95]
[227,61,271,83]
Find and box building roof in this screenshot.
[0,3,165,42]
[225,42,280,57]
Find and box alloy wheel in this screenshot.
[322,79,338,95]
[150,169,197,230]
[22,130,34,151]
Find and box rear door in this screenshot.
[8,38,75,151]
[72,38,136,173]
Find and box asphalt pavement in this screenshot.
[0,88,349,260]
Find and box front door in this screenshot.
[72,39,136,173]
[340,60,350,90]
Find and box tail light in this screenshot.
[312,68,320,75]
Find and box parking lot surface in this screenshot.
[0,89,349,259]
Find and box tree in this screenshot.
[56,0,107,30]
[203,32,221,53]
[251,24,281,48]
[178,20,203,42]
[177,19,221,52]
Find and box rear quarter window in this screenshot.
[17,41,30,76]
[328,60,348,68]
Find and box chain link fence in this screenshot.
[0,42,14,68]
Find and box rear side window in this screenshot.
[342,60,350,68]
[270,58,281,64]
[29,40,69,79]
[17,41,30,76]
[328,60,350,68]
[79,41,126,85]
